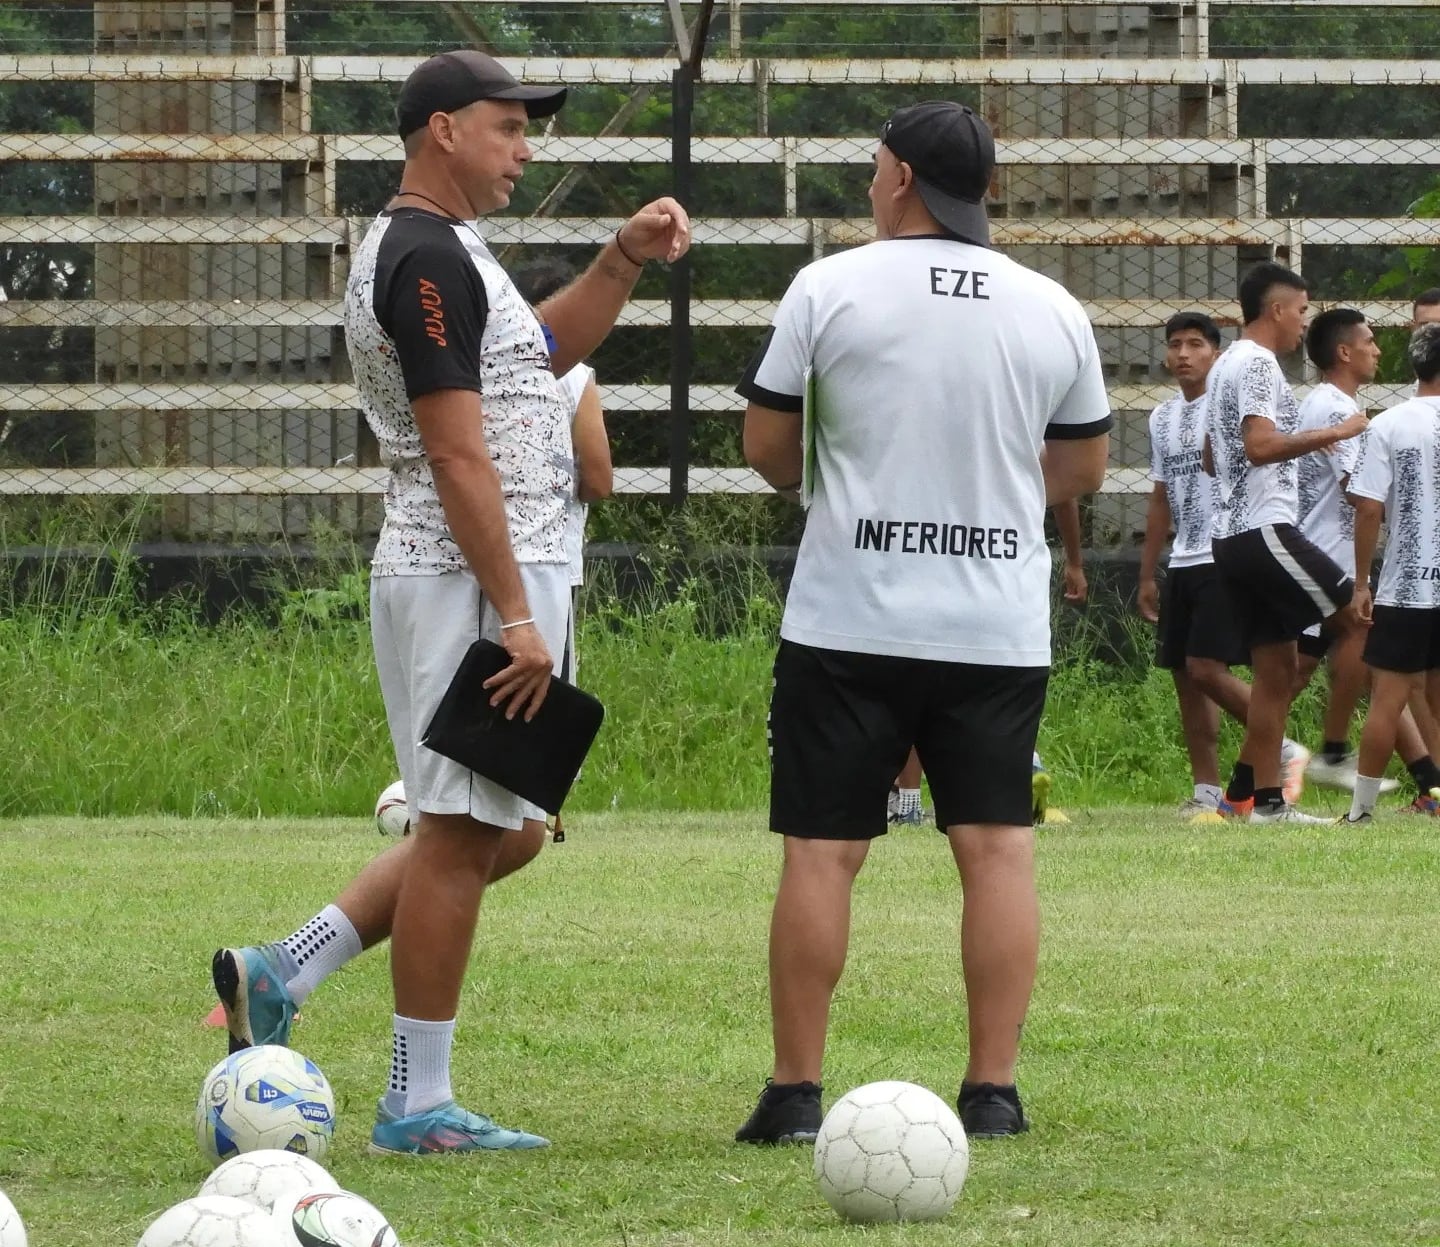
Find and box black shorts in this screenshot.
[1212,523,1353,649]
[1154,562,1248,670]
[1297,626,1333,661]
[1363,605,1440,674]
[767,640,1049,838]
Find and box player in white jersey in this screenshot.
[1342,324,1440,821]
[1139,314,1252,810]
[1292,309,1440,805]
[1205,262,1369,823]
[211,51,687,1156]
[735,101,1110,1142]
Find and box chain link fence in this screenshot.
[1,0,1439,551]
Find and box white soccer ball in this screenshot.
[196,1046,337,1166]
[813,1080,970,1223]
[198,1149,339,1213]
[0,1189,27,1247]
[136,1195,276,1247]
[273,1190,399,1247]
[374,780,410,838]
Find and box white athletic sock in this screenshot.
[1280,737,1304,763]
[896,787,921,816]
[1194,783,1222,807]
[384,1015,455,1117]
[280,905,362,1006]
[1348,775,1383,821]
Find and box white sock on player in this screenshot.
[384,1015,455,1117]
[280,904,362,1006]
[1194,783,1222,807]
[1347,775,1383,822]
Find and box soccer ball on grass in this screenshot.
[273,1190,399,1247]
[0,1189,26,1247]
[198,1149,339,1213]
[813,1080,970,1223]
[136,1195,275,1247]
[196,1045,336,1165]
[374,781,410,838]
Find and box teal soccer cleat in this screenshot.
[370,1098,550,1155]
[211,945,296,1053]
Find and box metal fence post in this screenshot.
[669,64,695,507]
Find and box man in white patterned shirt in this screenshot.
[210,50,689,1156]
[1205,262,1368,822]
[1292,309,1440,808]
[1343,324,1440,821]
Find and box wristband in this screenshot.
[499,617,535,631]
[614,230,646,268]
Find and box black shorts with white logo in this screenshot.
[767,640,1049,838]
[1363,605,1440,674]
[1212,523,1353,649]
[1154,562,1248,670]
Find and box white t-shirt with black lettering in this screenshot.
[1348,396,1440,607]
[1296,381,1365,578]
[1147,391,1215,569]
[737,235,1111,667]
[1205,338,1302,539]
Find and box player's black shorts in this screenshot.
[767,640,1049,838]
[1211,523,1353,649]
[1297,626,1334,661]
[1154,562,1248,670]
[1363,605,1440,674]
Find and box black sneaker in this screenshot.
[734,1079,822,1144]
[958,1081,1029,1138]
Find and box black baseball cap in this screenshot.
[880,101,996,246]
[396,50,567,139]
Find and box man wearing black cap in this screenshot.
[210,51,689,1157]
[734,102,1111,1143]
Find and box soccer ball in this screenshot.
[374,780,410,838]
[813,1081,970,1223]
[0,1189,26,1247]
[273,1190,399,1247]
[136,1195,275,1247]
[198,1149,339,1214]
[196,1045,337,1166]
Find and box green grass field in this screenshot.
[2,809,1437,1247]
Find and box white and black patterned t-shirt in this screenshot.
[1348,396,1440,607]
[1296,381,1365,577]
[1205,339,1302,539]
[344,207,573,575]
[1147,391,1215,569]
[556,363,594,587]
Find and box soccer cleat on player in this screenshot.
[1216,794,1254,820]
[212,945,297,1052]
[370,1098,548,1155]
[1249,803,1328,825]
[957,1081,1029,1139]
[734,1080,823,1145]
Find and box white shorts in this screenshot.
[370,564,571,831]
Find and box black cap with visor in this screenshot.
[396,50,567,139]
[881,101,996,247]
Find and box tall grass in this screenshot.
[0,535,1337,818]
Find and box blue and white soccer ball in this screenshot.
[813,1081,970,1223]
[196,1046,336,1166]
